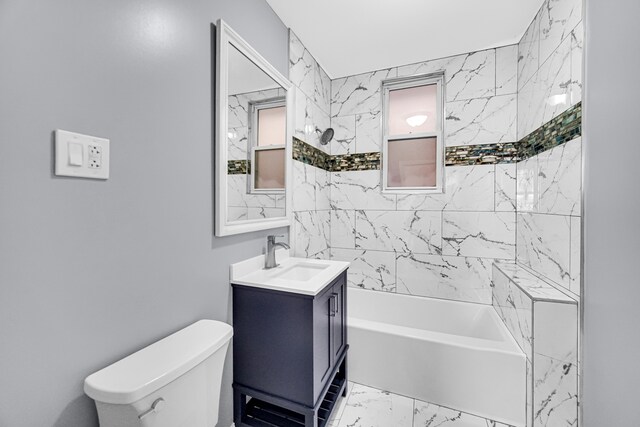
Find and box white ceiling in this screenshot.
[266,0,544,78]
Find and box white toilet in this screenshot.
[84,320,233,427]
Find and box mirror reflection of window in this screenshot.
[250,98,286,193]
[257,106,286,146]
[254,147,285,189]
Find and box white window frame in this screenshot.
[381,72,445,194]
[248,97,286,194]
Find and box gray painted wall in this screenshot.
[0,1,288,426]
[582,0,640,425]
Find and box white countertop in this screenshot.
[230,250,350,296]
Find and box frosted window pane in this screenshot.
[255,148,285,189]
[387,137,437,187]
[388,84,437,136]
[258,106,286,146]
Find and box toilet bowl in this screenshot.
[84,320,233,427]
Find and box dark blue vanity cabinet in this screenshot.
[232,271,348,427]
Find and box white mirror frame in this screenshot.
[215,19,293,236]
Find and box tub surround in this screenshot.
[492,263,578,427]
[288,0,583,308]
[511,15,581,424]
[516,0,583,298]
[321,42,520,304]
[284,1,583,426]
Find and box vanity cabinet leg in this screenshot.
[343,358,348,397]
[233,388,246,425]
[304,409,316,427]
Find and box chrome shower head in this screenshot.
[319,128,334,145]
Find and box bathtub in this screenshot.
[348,288,526,427]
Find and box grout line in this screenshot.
[411,396,416,427]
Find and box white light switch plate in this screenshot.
[55,129,110,179]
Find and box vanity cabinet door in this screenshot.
[332,277,347,361]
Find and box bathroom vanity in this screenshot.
[230,251,349,427]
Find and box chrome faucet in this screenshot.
[265,235,290,269]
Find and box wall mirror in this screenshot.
[215,19,293,236]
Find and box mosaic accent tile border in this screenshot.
[291,103,581,171]
[446,142,519,166]
[332,152,381,172]
[518,102,582,160]
[293,137,379,172]
[228,159,249,175]
[292,137,332,171]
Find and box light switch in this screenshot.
[55,129,110,179]
[68,142,83,166]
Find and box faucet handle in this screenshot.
[267,234,284,242]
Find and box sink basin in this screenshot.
[230,250,350,295]
[271,263,330,281]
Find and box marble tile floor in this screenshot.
[328,382,513,427]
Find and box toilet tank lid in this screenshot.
[84,320,233,405]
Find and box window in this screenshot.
[249,98,286,193]
[382,73,444,193]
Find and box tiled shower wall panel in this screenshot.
[290,30,331,150]
[330,45,518,155]
[518,0,583,140]
[290,30,331,259]
[516,137,582,296]
[517,0,583,297]
[492,264,579,427]
[328,45,519,305]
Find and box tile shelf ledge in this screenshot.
[493,262,577,304]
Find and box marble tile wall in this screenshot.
[516,136,582,296]
[327,45,519,305]
[289,0,583,304]
[330,45,518,155]
[492,263,578,427]
[509,4,583,422]
[330,163,516,304]
[289,30,331,151]
[516,0,582,299]
[289,31,332,259]
[518,0,583,140]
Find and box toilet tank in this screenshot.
[84,320,233,427]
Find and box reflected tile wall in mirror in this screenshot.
[226,46,287,222]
